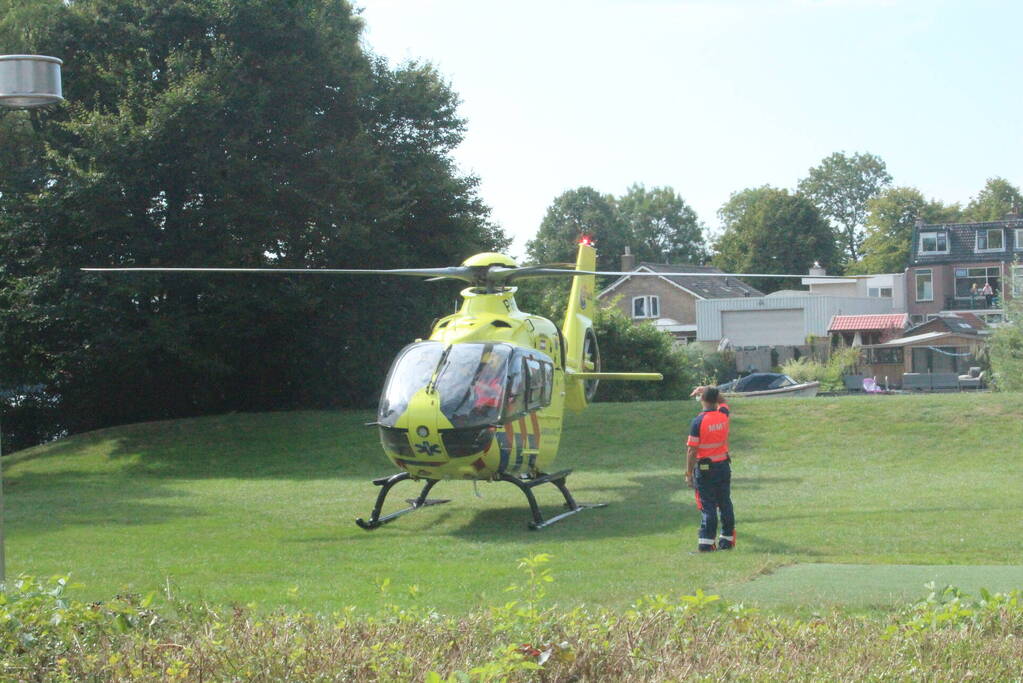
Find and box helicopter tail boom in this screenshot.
[568,371,664,381]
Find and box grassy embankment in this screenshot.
[4,392,1022,615]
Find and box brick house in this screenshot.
[907,216,1023,325]
[598,250,763,342]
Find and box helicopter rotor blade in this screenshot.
[81,266,482,282]
[82,263,863,284]
[501,268,862,280]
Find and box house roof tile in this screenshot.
[600,263,764,300]
[827,314,908,332]
[910,218,1023,266]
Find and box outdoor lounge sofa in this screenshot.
[958,367,986,390]
[901,372,960,391]
[843,374,864,392]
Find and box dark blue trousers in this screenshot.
[694,459,734,543]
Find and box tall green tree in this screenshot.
[713,186,838,292]
[616,184,707,265]
[0,0,505,447]
[962,177,1023,222]
[846,187,961,274]
[797,151,892,263]
[525,187,623,271]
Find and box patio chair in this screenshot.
[958,367,985,390]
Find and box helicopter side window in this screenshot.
[542,361,554,405]
[378,341,445,427]
[504,358,527,420]
[527,359,552,408]
[525,358,553,411]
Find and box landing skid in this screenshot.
[355,472,450,530]
[354,469,606,531]
[499,469,607,530]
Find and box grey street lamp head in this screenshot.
[0,54,63,109]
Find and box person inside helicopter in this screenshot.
[471,350,506,415]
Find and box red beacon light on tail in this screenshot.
[578,235,594,247]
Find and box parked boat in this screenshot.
[716,373,820,398]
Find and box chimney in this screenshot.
[809,260,826,277]
[621,246,636,271]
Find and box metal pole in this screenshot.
[0,54,64,588]
[1,410,5,585]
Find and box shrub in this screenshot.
[781,347,860,391]
[780,356,826,383]
[591,305,699,402]
[4,566,1023,681]
[989,295,1023,391]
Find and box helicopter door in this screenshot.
[436,343,513,429]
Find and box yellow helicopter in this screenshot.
[359,239,663,530]
[85,239,838,529]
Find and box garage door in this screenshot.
[721,309,805,346]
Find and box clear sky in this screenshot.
[357,0,1022,258]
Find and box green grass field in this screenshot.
[5,393,1022,614]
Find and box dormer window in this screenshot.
[919,231,948,254]
[632,295,659,319]
[976,228,1004,252]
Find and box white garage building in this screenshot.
[696,292,894,347]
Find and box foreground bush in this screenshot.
[781,346,861,391]
[3,562,1022,681]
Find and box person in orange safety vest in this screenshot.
[686,386,735,552]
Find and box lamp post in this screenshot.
[0,53,64,584]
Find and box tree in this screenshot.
[0,0,506,447]
[797,151,892,263]
[525,187,624,271]
[713,186,838,292]
[847,187,961,275]
[962,177,1023,222]
[616,184,707,265]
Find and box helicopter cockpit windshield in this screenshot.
[378,342,514,429]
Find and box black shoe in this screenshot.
[697,543,716,552]
[718,535,734,550]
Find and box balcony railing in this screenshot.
[945,296,1001,311]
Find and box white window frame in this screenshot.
[631,295,659,319]
[918,231,948,254]
[976,228,1005,252]
[1013,265,1023,298]
[915,269,933,302]
[1014,228,1023,250]
[632,296,645,318]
